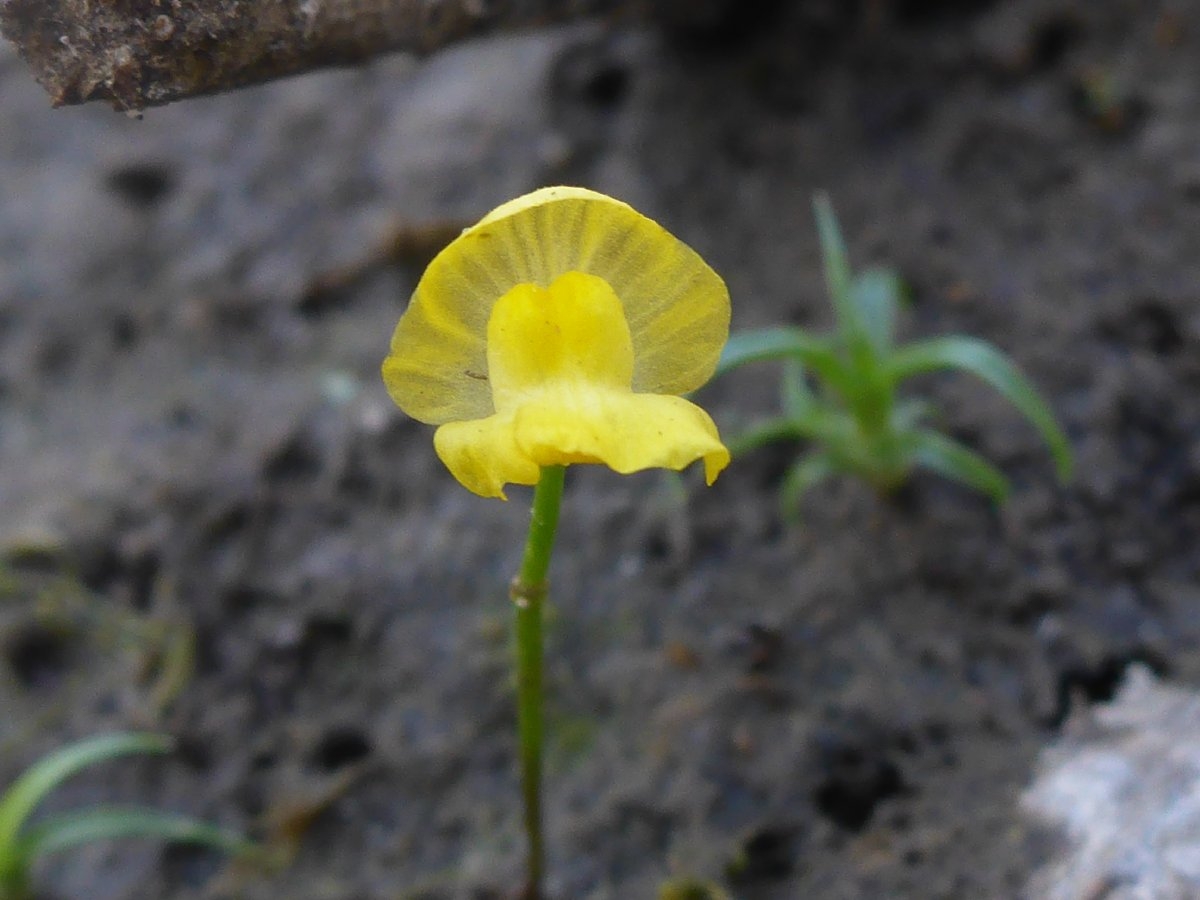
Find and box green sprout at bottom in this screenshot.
[715,193,1073,519]
[0,732,252,900]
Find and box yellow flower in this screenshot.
[382,186,731,499]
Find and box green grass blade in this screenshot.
[716,327,855,397]
[813,192,857,338]
[728,399,855,458]
[717,326,831,372]
[813,195,889,395]
[851,268,906,355]
[19,807,252,862]
[0,733,172,857]
[726,418,810,457]
[904,429,1010,503]
[780,451,837,521]
[886,336,1073,482]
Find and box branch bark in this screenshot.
[0,0,642,111]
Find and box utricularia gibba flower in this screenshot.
[382,186,731,499]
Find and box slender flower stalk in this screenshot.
[510,465,565,898]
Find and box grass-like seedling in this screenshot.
[715,194,1073,519]
[0,732,250,899]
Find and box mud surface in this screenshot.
[3,1,1200,897]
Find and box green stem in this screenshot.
[510,465,566,899]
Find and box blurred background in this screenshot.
[3,1,1200,897]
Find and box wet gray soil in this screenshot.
[3,0,1200,897]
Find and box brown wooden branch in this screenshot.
[0,0,642,111]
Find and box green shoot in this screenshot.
[0,732,252,899]
[715,193,1073,519]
